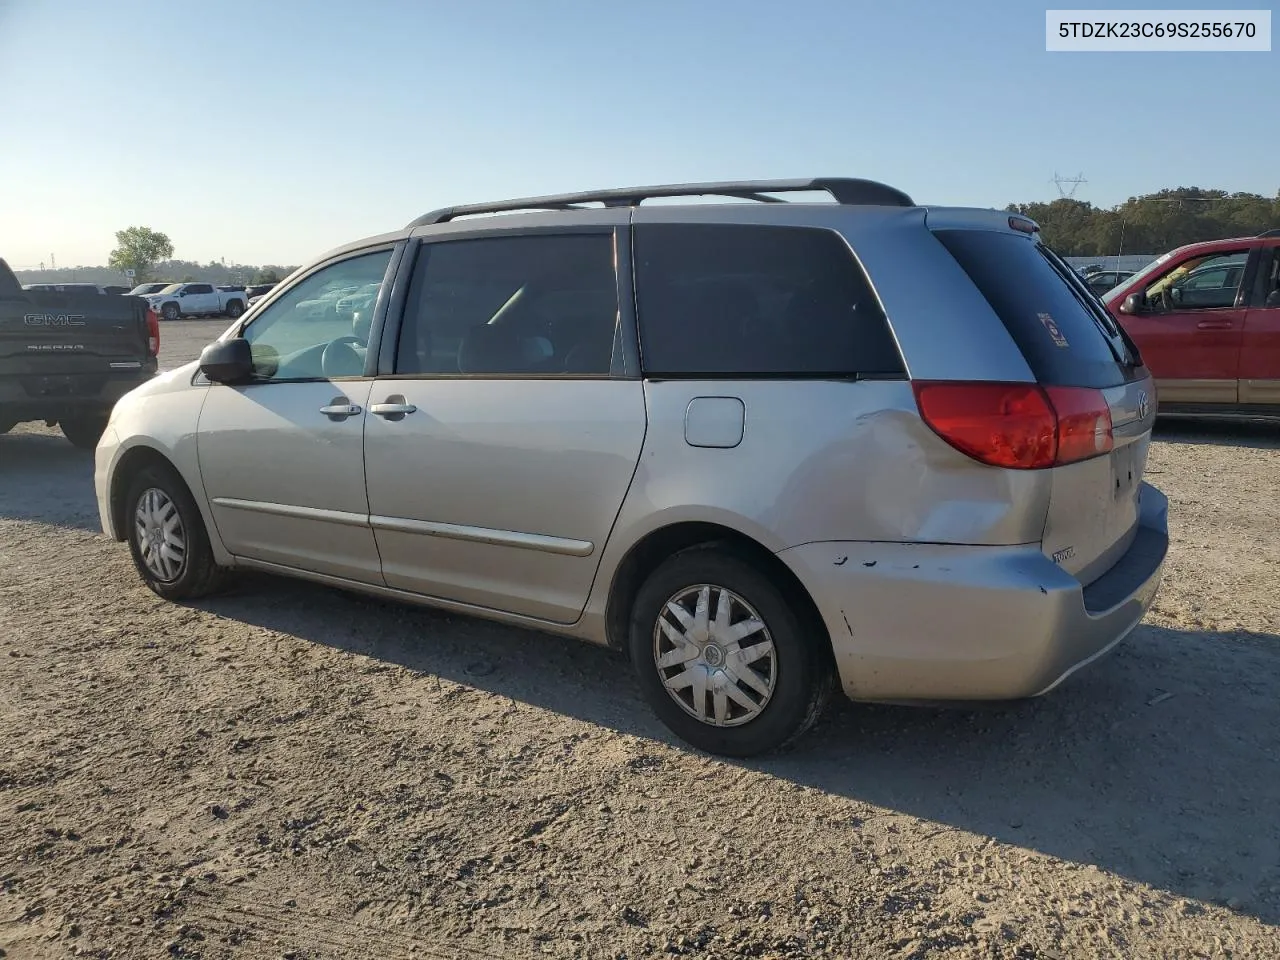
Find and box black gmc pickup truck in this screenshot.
[1,258,159,449]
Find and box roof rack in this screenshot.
[1258,228,1280,238]
[408,177,915,228]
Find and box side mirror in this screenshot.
[199,337,253,384]
[1119,293,1143,315]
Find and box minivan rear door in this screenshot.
[931,224,1155,586]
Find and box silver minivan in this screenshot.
[94,179,1168,756]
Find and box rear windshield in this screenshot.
[934,229,1140,388]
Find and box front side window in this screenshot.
[241,249,393,381]
[633,224,904,378]
[395,233,619,377]
[1144,250,1249,311]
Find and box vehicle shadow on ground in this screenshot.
[1154,417,1280,449]
[0,431,100,531]
[202,575,1280,926]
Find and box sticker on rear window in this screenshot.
[1038,312,1069,348]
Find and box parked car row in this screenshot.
[22,282,128,295]
[1081,267,1136,296]
[20,281,281,321]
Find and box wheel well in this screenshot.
[604,521,834,662]
[109,446,181,541]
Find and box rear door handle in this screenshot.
[1196,320,1234,330]
[319,401,362,421]
[370,396,417,421]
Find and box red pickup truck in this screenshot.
[1103,229,1280,417]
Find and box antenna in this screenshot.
[1052,172,1088,199]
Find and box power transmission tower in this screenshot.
[1052,172,1088,199]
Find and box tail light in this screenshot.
[912,381,1112,469]
[145,306,160,357]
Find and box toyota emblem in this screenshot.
[1137,391,1150,420]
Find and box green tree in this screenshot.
[1007,188,1279,256]
[251,268,281,285]
[108,226,175,284]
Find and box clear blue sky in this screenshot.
[0,0,1274,269]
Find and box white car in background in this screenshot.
[143,282,249,321]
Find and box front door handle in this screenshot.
[319,400,363,421]
[1196,320,1233,330]
[370,395,417,421]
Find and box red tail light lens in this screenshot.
[912,381,1113,469]
[145,307,160,356]
[1045,385,1114,463]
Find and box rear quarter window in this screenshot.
[934,229,1136,389]
[634,224,905,378]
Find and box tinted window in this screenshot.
[634,224,903,377]
[188,284,213,294]
[241,249,392,380]
[396,233,619,376]
[934,229,1134,388]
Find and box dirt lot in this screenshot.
[2,319,1278,959]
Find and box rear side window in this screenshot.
[634,224,904,378]
[934,229,1135,388]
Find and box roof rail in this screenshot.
[408,177,915,228]
[1258,228,1280,238]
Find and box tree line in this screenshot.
[14,261,301,288]
[1007,187,1279,257]
[15,226,299,288]
[12,188,1280,287]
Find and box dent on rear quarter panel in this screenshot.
[609,380,1050,549]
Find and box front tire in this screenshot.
[124,464,228,600]
[628,546,834,757]
[60,416,108,450]
[161,302,180,322]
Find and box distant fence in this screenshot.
[1064,255,1158,273]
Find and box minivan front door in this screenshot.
[1117,248,1253,406]
[196,247,397,583]
[363,229,645,624]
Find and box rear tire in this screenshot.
[124,463,228,600]
[60,416,108,450]
[226,300,245,319]
[628,546,834,757]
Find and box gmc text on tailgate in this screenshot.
[1,258,160,449]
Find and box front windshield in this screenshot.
[157,283,183,294]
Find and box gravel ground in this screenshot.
[1,319,1278,959]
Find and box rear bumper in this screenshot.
[777,482,1169,702]
[0,366,155,422]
